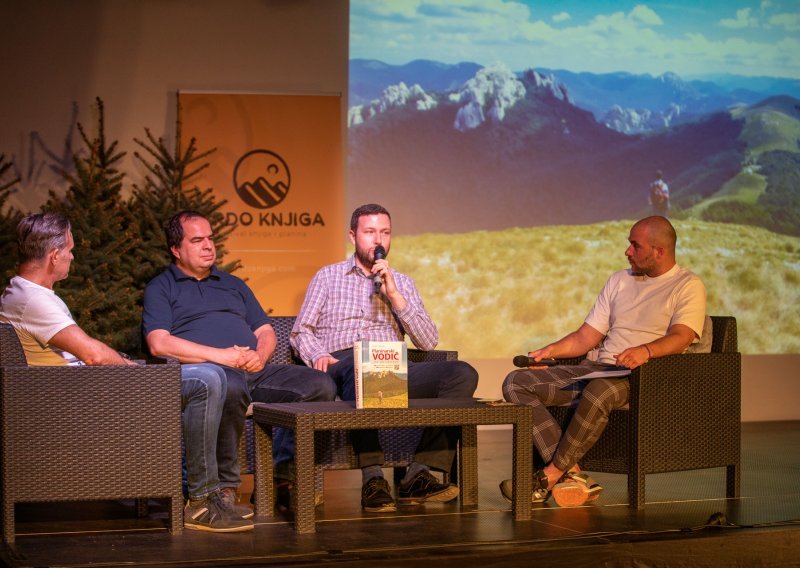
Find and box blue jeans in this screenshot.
[244,364,336,479]
[327,350,479,472]
[181,363,229,500]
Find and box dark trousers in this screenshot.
[327,349,478,472]
[221,364,336,482]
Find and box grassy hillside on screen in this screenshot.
[390,219,800,358]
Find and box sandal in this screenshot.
[551,471,603,507]
[498,469,551,504]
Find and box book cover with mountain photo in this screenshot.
[353,341,409,409]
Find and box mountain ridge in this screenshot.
[350,58,800,133]
[348,60,799,236]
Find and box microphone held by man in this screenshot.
[512,355,560,367]
[373,245,386,294]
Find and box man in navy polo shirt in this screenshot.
[142,210,335,532]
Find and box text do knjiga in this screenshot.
[224,211,325,227]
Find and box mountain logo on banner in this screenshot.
[233,149,291,209]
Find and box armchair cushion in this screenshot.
[684,314,713,354]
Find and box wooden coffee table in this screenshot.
[251,398,534,533]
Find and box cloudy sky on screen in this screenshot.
[350,0,800,78]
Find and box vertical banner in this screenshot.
[179,92,344,315]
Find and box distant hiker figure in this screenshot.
[649,170,670,217]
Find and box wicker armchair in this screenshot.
[0,323,183,543]
[239,316,459,502]
[549,315,741,508]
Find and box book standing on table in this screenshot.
[354,340,408,408]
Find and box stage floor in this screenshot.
[2,421,799,567]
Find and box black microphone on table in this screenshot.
[372,245,386,294]
[513,355,560,367]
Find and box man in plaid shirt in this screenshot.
[291,203,478,512]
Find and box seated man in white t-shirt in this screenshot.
[1,212,255,533]
[500,216,706,507]
[0,212,135,366]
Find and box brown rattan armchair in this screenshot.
[0,323,184,543]
[549,315,741,508]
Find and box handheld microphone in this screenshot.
[513,355,560,367]
[372,245,386,294]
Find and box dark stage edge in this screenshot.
[2,422,799,568]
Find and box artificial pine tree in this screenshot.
[44,97,143,353]
[130,103,240,290]
[0,154,23,288]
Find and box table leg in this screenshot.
[512,419,533,520]
[460,425,479,505]
[253,421,274,516]
[293,417,316,533]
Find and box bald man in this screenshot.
[500,216,706,507]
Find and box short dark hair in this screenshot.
[164,210,208,256]
[16,212,71,264]
[350,203,391,232]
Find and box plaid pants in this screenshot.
[502,360,630,471]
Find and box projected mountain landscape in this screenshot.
[348,1,800,355]
[348,59,800,236]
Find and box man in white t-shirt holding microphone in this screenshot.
[501,216,706,507]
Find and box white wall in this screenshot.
[2,0,349,212]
